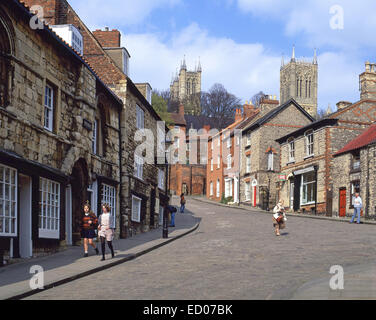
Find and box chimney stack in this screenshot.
[359,61,376,100]
[336,101,352,110]
[179,103,185,116]
[235,108,243,122]
[93,28,121,47]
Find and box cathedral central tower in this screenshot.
[280,46,318,117]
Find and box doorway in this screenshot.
[339,188,346,217]
[19,174,32,258]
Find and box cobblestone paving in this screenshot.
[27,198,376,300]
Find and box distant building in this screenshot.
[280,46,318,118]
[170,57,202,115]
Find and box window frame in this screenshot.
[288,138,295,162]
[39,177,60,239]
[134,155,144,180]
[305,130,314,156]
[300,171,316,205]
[246,155,251,173]
[267,152,274,171]
[136,104,145,130]
[131,195,142,223]
[101,183,116,228]
[44,84,54,132]
[0,164,17,237]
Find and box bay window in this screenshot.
[39,177,60,239]
[0,165,17,236]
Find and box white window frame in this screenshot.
[132,195,142,223]
[301,171,316,205]
[0,164,17,237]
[92,119,98,154]
[216,179,220,198]
[217,155,221,169]
[210,181,213,196]
[211,159,213,171]
[158,168,165,190]
[134,155,144,180]
[136,104,145,129]
[305,130,314,156]
[44,84,54,131]
[227,137,232,148]
[247,132,251,146]
[288,139,295,162]
[227,154,232,169]
[158,205,164,226]
[246,155,251,173]
[225,179,233,198]
[101,184,116,228]
[267,152,274,171]
[245,182,251,201]
[39,177,60,239]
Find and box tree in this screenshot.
[200,83,241,129]
[251,91,268,107]
[151,90,172,126]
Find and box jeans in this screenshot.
[180,204,185,213]
[170,213,175,226]
[350,207,361,224]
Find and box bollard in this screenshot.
[162,209,168,238]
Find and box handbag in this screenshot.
[276,213,284,223]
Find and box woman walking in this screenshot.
[80,202,99,257]
[272,200,287,236]
[98,203,115,261]
[180,193,186,213]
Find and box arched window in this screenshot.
[0,17,14,107]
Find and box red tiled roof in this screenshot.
[335,124,376,156]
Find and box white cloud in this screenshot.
[235,0,376,51]
[69,0,181,26]
[124,23,281,104]
[124,23,364,112]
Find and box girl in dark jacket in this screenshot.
[80,202,99,257]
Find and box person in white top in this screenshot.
[98,203,115,261]
[272,200,287,236]
[350,193,363,224]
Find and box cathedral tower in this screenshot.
[170,57,202,115]
[280,46,318,117]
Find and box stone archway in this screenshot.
[70,158,89,245]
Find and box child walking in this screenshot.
[98,203,115,261]
[80,202,99,257]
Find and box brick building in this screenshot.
[168,104,232,197]
[239,98,314,210]
[276,62,376,215]
[0,0,123,263]
[22,0,169,238]
[332,124,376,220]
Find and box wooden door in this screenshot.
[339,188,346,217]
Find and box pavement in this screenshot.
[0,197,200,300]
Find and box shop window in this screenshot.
[39,177,60,239]
[0,165,17,236]
[301,171,316,205]
[101,184,116,228]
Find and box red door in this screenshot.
[339,189,346,217]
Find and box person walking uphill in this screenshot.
[272,200,287,236]
[98,204,115,261]
[350,193,363,224]
[80,202,99,257]
[180,193,186,213]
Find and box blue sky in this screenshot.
[70,0,376,113]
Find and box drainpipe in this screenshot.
[118,106,124,238]
[314,165,318,215]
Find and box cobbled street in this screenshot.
[27,198,376,300]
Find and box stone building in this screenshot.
[20,0,168,238]
[276,62,376,215]
[239,98,314,210]
[0,0,123,263]
[280,46,318,118]
[332,124,376,220]
[170,57,202,115]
